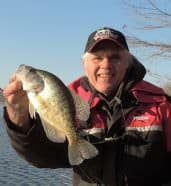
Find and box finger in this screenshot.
[9,74,17,83]
[3,80,23,97]
[7,91,27,105]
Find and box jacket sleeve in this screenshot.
[3,108,71,169]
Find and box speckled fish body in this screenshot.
[15,64,98,165]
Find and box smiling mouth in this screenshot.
[97,74,113,78]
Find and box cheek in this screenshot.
[83,62,96,77]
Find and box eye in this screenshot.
[109,54,121,63]
[92,56,103,62]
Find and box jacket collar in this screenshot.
[131,80,166,103]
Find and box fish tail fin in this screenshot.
[68,139,98,165]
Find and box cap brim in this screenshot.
[87,38,123,52]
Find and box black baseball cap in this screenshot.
[84,27,129,53]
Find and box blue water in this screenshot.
[0,109,72,186]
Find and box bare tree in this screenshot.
[122,0,171,59]
[122,0,171,94]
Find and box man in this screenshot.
[3,27,171,186]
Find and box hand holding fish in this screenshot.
[3,75,31,131]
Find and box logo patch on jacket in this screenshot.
[133,116,149,121]
[125,109,163,132]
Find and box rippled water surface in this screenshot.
[0,110,72,186]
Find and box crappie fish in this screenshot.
[14,64,98,165]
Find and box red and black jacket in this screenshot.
[69,76,171,186]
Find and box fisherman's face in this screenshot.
[83,40,130,95]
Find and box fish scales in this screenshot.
[35,95,78,143]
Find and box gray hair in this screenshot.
[81,52,90,63]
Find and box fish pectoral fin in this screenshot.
[40,118,66,143]
[29,103,36,118]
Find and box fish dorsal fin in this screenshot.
[69,89,90,122]
[40,117,66,143]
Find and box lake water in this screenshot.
[0,109,72,186]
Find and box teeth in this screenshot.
[98,74,112,77]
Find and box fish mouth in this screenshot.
[17,64,35,72]
[16,64,28,72]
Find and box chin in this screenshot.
[99,88,113,95]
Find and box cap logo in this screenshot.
[93,29,118,41]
